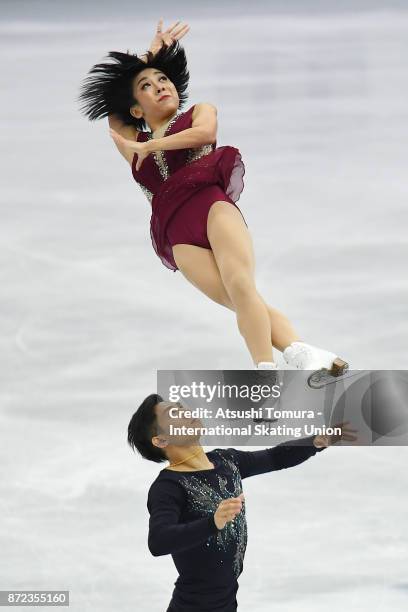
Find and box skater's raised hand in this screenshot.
[214,493,245,530]
[109,129,149,171]
[313,421,358,448]
[148,18,190,55]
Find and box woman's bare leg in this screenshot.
[172,201,301,363]
[208,204,272,364]
[172,243,300,353]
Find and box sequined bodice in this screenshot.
[178,449,247,579]
[156,449,247,581]
[131,104,215,203]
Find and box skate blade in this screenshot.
[307,367,360,389]
[329,358,349,377]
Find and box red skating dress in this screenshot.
[131,104,246,271]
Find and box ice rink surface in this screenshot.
[1,1,407,610]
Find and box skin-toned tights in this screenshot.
[172,201,301,364]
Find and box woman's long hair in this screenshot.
[78,40,189,131]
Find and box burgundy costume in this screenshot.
[131,104,246,271]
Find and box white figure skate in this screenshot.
[283,342,349,377]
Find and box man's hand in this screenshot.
[214,493,245,530]
[109,128,150,170]
[148,18,190,55]
[313,421,358,448]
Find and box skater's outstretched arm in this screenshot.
[225,436,325,480]
[226,422,357,479]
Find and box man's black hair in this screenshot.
[78,40,189,131]
[128,393,167,463]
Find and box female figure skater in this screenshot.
[78,19,349,373]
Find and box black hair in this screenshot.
[78,40,189,131]
[127,393,167,463]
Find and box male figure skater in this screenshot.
[128,394,356,612]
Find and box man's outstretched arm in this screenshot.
[227,422,357,479]
[227,435,325,480]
